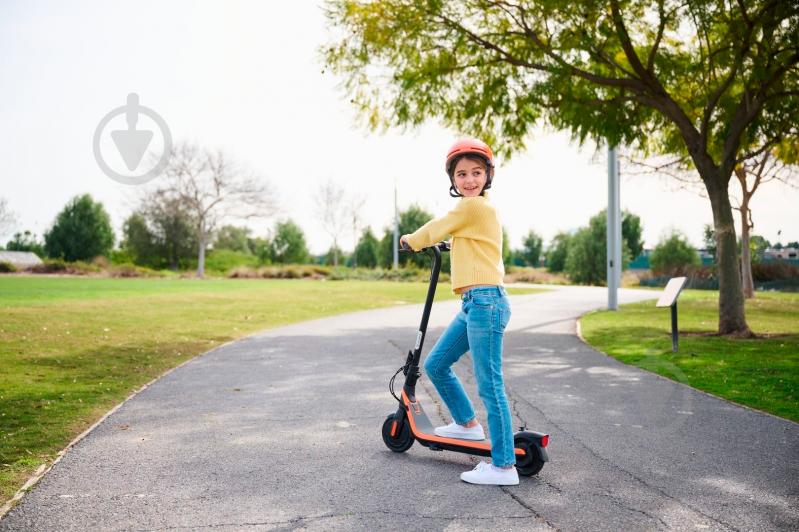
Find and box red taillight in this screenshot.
[540,434,549,448]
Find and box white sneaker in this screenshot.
[460,461,519,485]
[434,421,486,440]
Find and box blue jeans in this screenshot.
[423,286,515,467]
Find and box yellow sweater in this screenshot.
[406,192,505,294]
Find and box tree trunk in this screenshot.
[333,238,339,267]
[739,198,755,299]
[705,178,752,336]
[197,221,206,279]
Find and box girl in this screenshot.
[400,138,516,485]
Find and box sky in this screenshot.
[1,0,796,256]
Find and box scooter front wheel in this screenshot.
[382,413,414,453]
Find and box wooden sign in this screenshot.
[656,277,687,308]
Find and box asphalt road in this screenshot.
[2,285,797,531]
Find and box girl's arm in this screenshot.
[404,198,478,251]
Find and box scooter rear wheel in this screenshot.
[382,414,414,453]
[514,435,545,476]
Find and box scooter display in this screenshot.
[381,240,549,476]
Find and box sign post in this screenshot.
[656,277,688,352]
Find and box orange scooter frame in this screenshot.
[381,241,549,476]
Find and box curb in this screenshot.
[574,310,799,428]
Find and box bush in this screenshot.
[226,264,450,283]
[752,261,799,282]
[650,231,700,276]
[204,249,260,273]
[0,261,17,273]
[107,262,165,278]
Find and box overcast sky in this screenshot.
[1,1,796,255]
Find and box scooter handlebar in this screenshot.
[398,240,450,253]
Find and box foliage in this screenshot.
[520,229,543,267]
[562,209,637,284]
[43,194,115,261]
[353,226,380,268]
[120,200,197,270]
[380,204,434,269]
[743,235,771,263]
[0,261,17,273]
[650,230,701,275]
[546,232,571,273]
[268,219,310,264]
[214,225,253,254]
[324,0,799,333]
[621,211,644,258]
[5,230,45,257]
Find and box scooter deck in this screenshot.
[403,390,526,456]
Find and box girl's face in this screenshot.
[453,156,488,197]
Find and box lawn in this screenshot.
[580,290,799,423]
[0,276,542,505]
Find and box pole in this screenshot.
[607,145,621,310]
[670,302,679,352]
[393,180,399,270]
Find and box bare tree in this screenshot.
[623,149,798,299]
[347,193,367,266]
[313,179,349,266]
[734,151,798,298]
[153,143,279,278]
[0,197,17,241]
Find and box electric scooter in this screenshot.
[381,240,550,476]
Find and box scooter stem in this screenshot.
[403,243,444,402]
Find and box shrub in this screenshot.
[0,261,17,273]
[751,261,799,282]
[650,231,700,276]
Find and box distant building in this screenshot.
[0,251,44,269]
[765,247,799,261]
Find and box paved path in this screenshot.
[2,286,797,531]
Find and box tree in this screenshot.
[787,241,799,249]
[746,235,770,263]
[650,231,701,276]
[121,194,198,270]
[347,193,367,266]
[733,148,797,298]
[269,219,310,264]
[521,229,543,267]
[354,226,379,268]
[325,1,799,335]
[313,179,350,267]
[156,143,278,278]
[44,194,114,261]
[622,211,644,259]
[6,230,45,257]
[214,225,253,254]
[546,232,571,273]
[501,226,511,267]
[380,204,434,269]
[564,210,635,284]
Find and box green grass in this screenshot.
[580,290,799,423]
[0,276,542,504]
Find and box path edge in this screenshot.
[575,309,799,427]
[0,332,259,520]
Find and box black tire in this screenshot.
[514,435,545,476]
[382,414,414,453]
